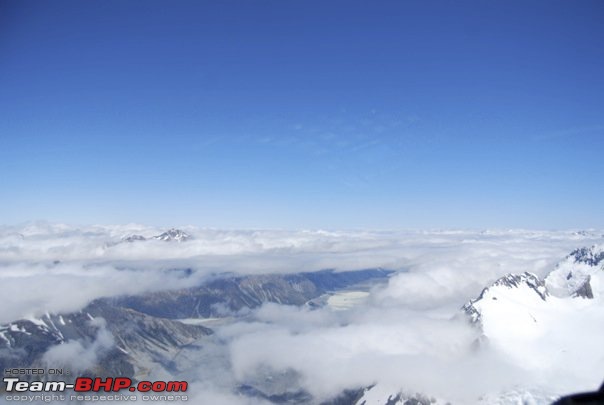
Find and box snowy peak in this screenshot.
[545,244,603,299]
[122,234,146,243]
[463,272,548,324]
[458,245,604,382]
[120,228,192,243]
[153,228,192,242]
[490,272,549,300]
[464,243,604,327]
[461,270,558,368]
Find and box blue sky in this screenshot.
[1,0,603,229]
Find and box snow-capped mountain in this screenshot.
[544,245,604,299]
[121,234,147,242]
[0,301,211,381]
[456,244,604,403]
[354,245,604,405]
[120,228,192,243]
[463,244,603,333]
[152,228,192,242]
[462,271,549,325]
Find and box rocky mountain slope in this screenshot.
[0,268,391,384]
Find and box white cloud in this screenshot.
[41,318,114,372]
[1,223,603,403]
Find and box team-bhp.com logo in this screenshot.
[3,377,189,402]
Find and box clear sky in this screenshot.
[1,0,603,229]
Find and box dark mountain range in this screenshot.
[0,268,392,388]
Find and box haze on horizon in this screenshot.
[1,1,603,229]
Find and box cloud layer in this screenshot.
[0,223,599,322]
[1,222,603,403]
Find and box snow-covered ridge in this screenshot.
[544,244,603,299]
[464,245,604,326]
[365,245,604,404]
[489,272,548,300]
[462,272,548,324]
[460,244,604,389]
[122,234,146,243]
[153,228,192,242]
[121,228,192,243]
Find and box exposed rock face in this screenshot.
[489,272,549,300]
[572,274,594,299]
[0,302,211,381]
[568,246,604,266]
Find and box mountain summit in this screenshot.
[545,244,603,299]
[120,228,192,243]
[153,228,192,242]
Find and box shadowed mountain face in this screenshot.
[0,268,392,384]
[568,247,604,267]
[112,268,392,319]
[0,301,212,381]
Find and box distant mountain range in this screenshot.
[0,268,391,387]
[121,228,192,243]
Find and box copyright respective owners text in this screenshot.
[3,368,189,402]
